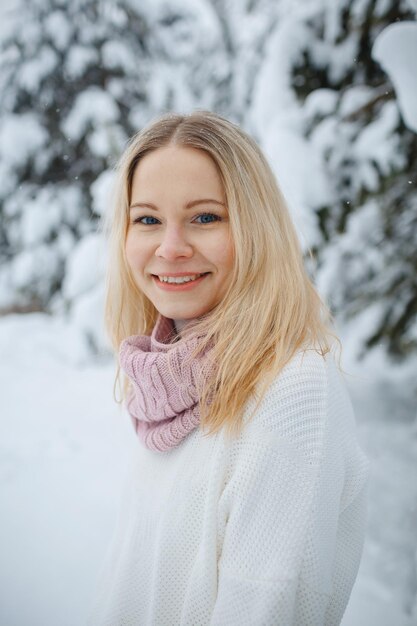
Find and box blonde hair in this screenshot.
[101,110,342,441]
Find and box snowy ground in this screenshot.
[0,312,416,626]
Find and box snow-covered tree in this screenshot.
[298,0,417,360]
[1,0,416,363]
[0,0,148,315]
[0,0,231,325]
[248,0,417,361]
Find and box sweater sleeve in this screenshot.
[210,352,370,626]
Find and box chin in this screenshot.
[155,302,210,321]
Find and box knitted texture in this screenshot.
[119,314,215,452]
[87,348,371,626]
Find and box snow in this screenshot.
[262,123,330,249]
[304,88,339,120]
[20,189,63,247]
[0,312,416,625]
[69,282,109,354]
[0,113,47,169]
[18,45,58,93]
[60,232,110,353]
[1,1,416,623]
[55,226,76,259]
[406,0,417,16]
[312,31,361,84]
[61,87,120,142]
[372,22,417,134]
[338,85,375,118]
[65,45,99,80]
[62,233,106,301]
[9,244,61,296]
[249,18,332,249]
[354,101,403,178]
[375,0,394,18]
[58,186,84,226]
[101,40,137,72]
[344,100,406,192]
[90,170,116,218]
[315,200,387,315]
[350,0,373,23]
[0,268,14,310]
[249,18,305,136]
[323,0,343,42]
[44,10,73,52]
[0,314,133,626]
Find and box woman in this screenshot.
[87,110,371,625]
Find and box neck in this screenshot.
[173,319,191,335]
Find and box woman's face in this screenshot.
[125,145,235,322]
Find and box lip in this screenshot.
[152,273,210,291]
[151,272,209,277]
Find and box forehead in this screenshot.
[131,145,224,200]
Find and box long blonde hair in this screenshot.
[101,110,341,441]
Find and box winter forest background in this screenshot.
[0,0,416,624]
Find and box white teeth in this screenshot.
[158,274,203,284]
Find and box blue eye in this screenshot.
[195,213,220,224]
[136,216,158,225]
[133,213,221,225]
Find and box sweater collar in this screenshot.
[119,313,215,452]
[150,314,179,351]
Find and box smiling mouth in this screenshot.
[151,272,210,280]
[151,273,211,289]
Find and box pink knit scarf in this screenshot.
[119,314,216,452]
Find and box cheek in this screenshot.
[204,228,234,269]
[125,233,145,272]
[215,236,235,274]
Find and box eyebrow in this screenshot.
[129,199,225,211]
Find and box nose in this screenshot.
[155,224,193,260]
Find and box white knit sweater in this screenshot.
[86,348,370,625]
